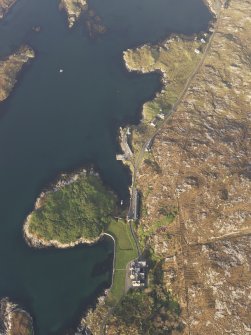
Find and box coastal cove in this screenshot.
[0,0,211,334]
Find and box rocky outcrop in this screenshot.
[204,0,226,15]
[135,0,251,334]
[59,0,87,28]
[0,298,34,335]
[0,0,16,19]
[0,45,35,102]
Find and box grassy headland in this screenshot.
[26,170,116,245]
[124,37,202,121]
[123,36,204,153]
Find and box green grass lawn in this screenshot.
[110,270,127,303]
[106,219,137,302]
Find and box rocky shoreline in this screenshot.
[59,0,88,28]
[0,298,34,335]
[0,0,16,19]
[0,45,35,102]
[23,214,102,249]
[203,0,225,15]
[24,215,116,250]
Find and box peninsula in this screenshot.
[59,0,87,28]
[123,35,205,153]
[24,169,116,247]
[0,46,35,102]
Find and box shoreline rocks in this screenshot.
[0,298,34,335]
[203,0,225,16]
[59,0,88,28]
[23,213,105,249]
[0,0,16,19]
[0,45,35,102]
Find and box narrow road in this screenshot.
[128,0,224,231]
[129,220,141,257]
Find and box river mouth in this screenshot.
[0,0,211,334]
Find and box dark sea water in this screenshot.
[0,0,211,333]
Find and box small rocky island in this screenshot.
[0,45,35,102]
[59,0,87,28]
[84,9,107,38]
[24,169,117,248]
[0,0,16,19]
[0,298,33,335]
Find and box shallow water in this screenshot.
[0,0,211,333]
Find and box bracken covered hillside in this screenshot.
[137,0,251,334]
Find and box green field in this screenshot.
[107,219,137,302]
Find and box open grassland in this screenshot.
[107,219,137,302]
